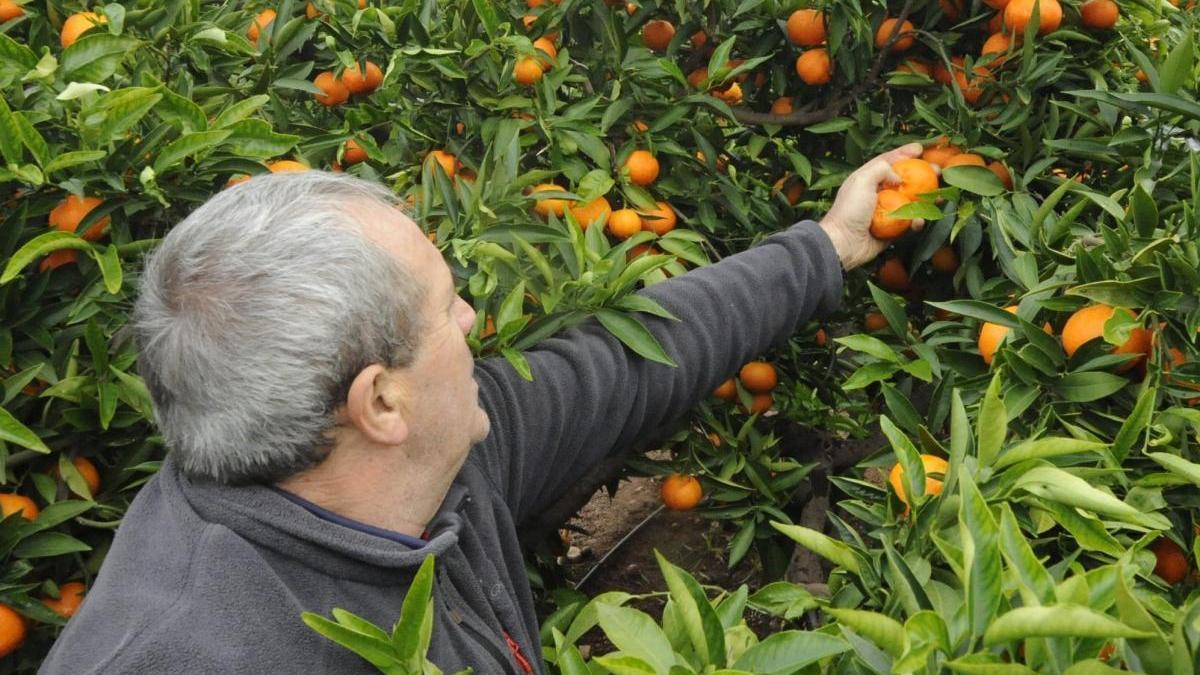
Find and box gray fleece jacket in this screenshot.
[39,220,842,674]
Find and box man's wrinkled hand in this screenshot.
[819,143,926,271]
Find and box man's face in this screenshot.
[353,201,491,457]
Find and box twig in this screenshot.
[573,504,666,591]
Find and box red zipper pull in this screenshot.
[502,630,534,674]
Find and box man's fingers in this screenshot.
[854,160,902,190]
[875,142,923,166]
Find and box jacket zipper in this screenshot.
[439,571,523,674]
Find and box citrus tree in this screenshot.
[1,0,1199,671]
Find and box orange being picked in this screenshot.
[49,195,110,241]
[1151,537,1189,585]
[642,19,675,51]
[661,474,702,511]
[870,189,913,240]
[786,9,826,46]
[424,150,457,179]
[891,158,939,199]
[0,494,38,521]
[624,150,659,186]
[739,361,777,393]
[637,201,676,236]
[795,48,832,85]
[0,605,24,658]
[1061,304,1152,370]
[1004,0,1062,35]
[61,11,107,48]
[889,454,949,509]
[513,57,544,86]
[931,246,959,274]
[712,378,737,400]
[608,209,642,239]
[41,582,86,619]
[341,61,383,95]
[875,18,915,52]
[1080,0,1118,29]
[922,137,962,166]
[246,8,275,42]
[0,1,24,22]
[312,71,349,106]
[531,183,571,218]
[568,196,612,230]
[944,153,987,168]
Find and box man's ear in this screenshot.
[343,364,409,445]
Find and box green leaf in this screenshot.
[983,605,1153,645]
[0,33,38,75]
[153,130,231,174]
[867,282,908,337]
[834,335,902,362]
[825,608,906,658]
[732,630,851,672]
[959,472,1002,646]
[1015,466,1169,529]
[28,500,95,532]
[654,550,726,666]
[770,522,862,575]
[301,612,399,672]
[841,362,900,390]
[0,406,50,453]
[221,119,301,158]
[13,532,92,558]
[0,95,23,165]
[595,309,676,367]
[89,244,123,295]
[746,582,819,620]
[60,34,139,82]
[977,373,1006,467]
[1158,33,1194,95]
[589,654,657,674]
[595,604,676,673]
[993,438,1106,469]
[925,300,1020,327]
[1144,452,1200,487]
[1113,570,1172,674]
[888,201,944,220]
[1055,372,1128,402]
[1129,185,1158,237]
[155,86,208,133]
[942,166,1004,196]
[212,96,270,128]
[1112,385,1155,462]
[393,554,436,670]
[997,504,1055,605]
[13,111,48,167]
[44,150,107,175]
[79,87,162,145]
[727,519,755,569]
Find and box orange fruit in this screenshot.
[50,195,110,241]
[951,62,990,105]
[631,119,649,133]
[1081,0,1118,29]
[944,153,986,168]
[341,61,383,95]
[978,305,1018,365]
[870,189,913,240]
[246,8,275,42]
[424,150,457,179]
[815,328,828,347]
[739,361,778,393]
[624,150,659,186]
[987,11,1006,32]
[57,457,101,495]
[533,37,558,70]
[642,19,675,51]
[1062,305,1153,371]
[690,30,708,49]
[981,32,1012,68]
[889,454,949,509]
[744,393,773,415]
[932,59,955,85]
[694,151,728,173]
[922,138,962,166]
[626,244,660,261]
[771,97,794,115]
[875,18,916,52]
[61,12,107,48]
[877,257,910,291]
[686,67,709,88]
[0,0,24,22]
[773,176,805,205]
[0,494,38,521]
[305,2,321,19]
[526,0,561,6]
[892,158,939,199]
[896,58,933,76]
[40,250,79,273]
[865,312,889,332]
[661,474,702,511]
[569,196,612,230]
[795,48,832,85]
[268,159,308,173]
[0,605,24,658]
[711,81,743,105]
[531,183,571,218]
[342,139,368,165]
[786,9,826,47]
[939,0,965,19]
[637,201,676,236]
[313,71,349,106]
[41,582,86,619]
[1004,0,1062,35]
[607,209,642,239]
[713,378,737,400]
[513,57,544,86]
[1151,538,1189,585]
[988,161,1013,189]
[931,246,959,274]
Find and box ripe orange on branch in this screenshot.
[50,195,109,241]
[875,18,916,52]
[424,150,457,179]
[944,153,986,168]
[642,19,675,52]
[246,9,275,42]
[786,9,826,46]
[877,257,910,292]
[661,474,702,511]
[61,12,107,48]
[931,246,959,274]
[312,71,349,106]
[771,97,794,115]
[0,605,25,658]
[795,48,832,85]
[889,454,949,509]
[1062,304,1152,370]
[513,57,544,86]
[41,582,86,619]
[1004,0,1063,35]
[569,196,612,230]
[607,209,642,239]
[0,1,24,22]
[712,378,737,400]
[923,138,963,166]
[637,201,677,236]
[341,61,383,95]
[342,139,367,165]
[624,150,660,186]
[739,361,778,393]
[531,183,571,217]
[1151,538,1189,585]
[0,494,38,521]
[1080,0,1119,30]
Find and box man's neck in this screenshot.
[275,443,462,538]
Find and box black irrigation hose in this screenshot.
[572,503,666,592]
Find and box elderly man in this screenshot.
[40,144,922,673]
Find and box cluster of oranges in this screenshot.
[712,360,779,416]
[976,303,1159,370]
[0,457,99,656]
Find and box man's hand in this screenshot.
[819,143,926,271]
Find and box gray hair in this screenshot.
[133,171,428,485]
